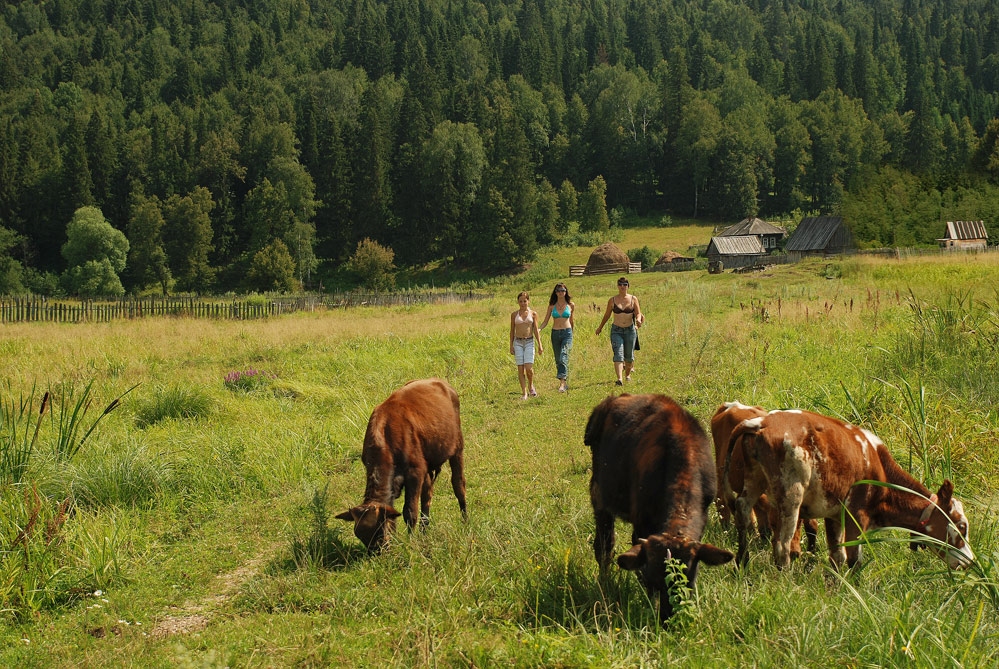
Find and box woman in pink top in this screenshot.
[509,291,544,399]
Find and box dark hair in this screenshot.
[549,282,572,305]
[517,291,529,301]
[617,277,630,286]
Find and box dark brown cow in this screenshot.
[724,409,973,570]
[711,402,817,557]
[336,378,467,551]
[585,393,733,625]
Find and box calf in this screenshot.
[585,393,733,625]
[711,402,817,556]
[336,378,467,551]
[724,409,973,570]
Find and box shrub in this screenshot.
[134,386,214,427]
[627,245,662,270]
[69,441,171,508]
[348,238,396,290]
[247,239,298,293]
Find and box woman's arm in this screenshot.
[568,301,576,330]
[532,310,544,353]
[633,297,644,327]
[595,298,613,334]
[509,312,516,353]
[538,304,553,331]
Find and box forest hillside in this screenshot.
[2,0,999,294]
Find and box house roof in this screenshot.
[942,220,988,240]
[785,216,845,251]
[718,217,787,237]
[709,235,765,255]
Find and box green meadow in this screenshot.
[2,231,998,666]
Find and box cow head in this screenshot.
[914,480,974,569]
[617,534,733,623]
[335,503,401,552]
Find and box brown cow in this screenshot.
[711,401,817,557]
[336,378,467,551]
[724,409,973,570]
[585,393,733,625]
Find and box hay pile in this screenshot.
[654,250,686,265]
[586,243,629,268]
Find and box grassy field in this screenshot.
[1,235,998,666]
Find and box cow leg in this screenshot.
[824,516,847,570]
[449,454,467,520]
[402,465,426,531]
[755,495,773,543]
[733,479,764,568]
[593,509,615,571]
[772,483,804,569]
[419,472,434,529]
[804,519,819,553]
[844,511,868,568]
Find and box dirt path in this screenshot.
[150,547,277,639]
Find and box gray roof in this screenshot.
[709,235,765,255]
[943,220,988,240]
[718,217,787,237]
[785,216,844,252]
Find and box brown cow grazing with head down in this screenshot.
[586,393,733,625]
[711,402,817,557]
[336,378,467,551]
[724,409,973,570]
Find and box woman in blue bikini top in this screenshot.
[538,282,576,392]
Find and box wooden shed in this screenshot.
[785,216,854,255]
[705,235,767,269]
[937,220,988,251]
[718,217,786,251]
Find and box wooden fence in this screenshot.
[568,261,642,277]
[0,291,492,325]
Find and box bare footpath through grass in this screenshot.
[2,251,999,665]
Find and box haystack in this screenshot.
[654,250,686,266]
[586,242,629,269]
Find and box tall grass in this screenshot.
[0,386,47,484]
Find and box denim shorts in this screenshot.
[610,324,636,363]
[513,337,535,365]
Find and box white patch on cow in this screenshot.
[723,401,753,411]
[768,409,802,415]
[741,417,764,429]
[853,434,869,466]
[861,429,883,450]
[946,499,975,567]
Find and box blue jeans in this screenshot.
[551,328,573,380]
[610,324,636,363]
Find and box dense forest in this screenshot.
[2,0,999,295]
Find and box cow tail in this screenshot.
[722,420,761,501]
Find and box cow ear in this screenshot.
[695,542,735,566]
[937,480,954,507]
[382,506,401,519]
[334,507,360,522]
[584,399,611,447]
[616,543,647,571]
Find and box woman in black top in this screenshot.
[595,277,644,385]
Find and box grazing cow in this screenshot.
[585,393,733,625]
[336,378,467,551]
[724,409,973,570]
[711,402,817,557]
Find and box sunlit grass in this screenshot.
[1,242,998,664]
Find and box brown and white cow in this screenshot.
[586,393,733,625]
[336,378,467,551]
[724,409,973,570]
[711,402,817,556]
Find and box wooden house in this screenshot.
[718,217,786,251]
[937,220,988,251]
[785,216,854,255]
[705,235,767,269]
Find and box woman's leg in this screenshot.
[559,330,573,389]
[525,363,536,395]
[610,329,625,384]
[517,364,528,398]
[623,328,636,380]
